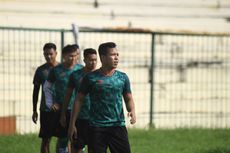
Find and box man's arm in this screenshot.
[124,93,136,124]
[32,84,40,124]
[60,86,74,127]
[68,92,85,141]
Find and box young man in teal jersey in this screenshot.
[32,43,59,153]
[60,48,97,153]
[43,44,83,153]
[68,42,136,153]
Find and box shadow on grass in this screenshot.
[201,148,230,153]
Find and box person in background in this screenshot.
[32,42,59,153]
[61,48,97,153]
[43,44,83,153]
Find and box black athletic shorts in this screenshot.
[72,119,90,150]
[51,111,70,138]
[39,111,54,138]
[89,126,131,153]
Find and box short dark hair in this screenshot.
[71,44,80,51]
[62,44,77,55]
[43,43,56,51]
[98,42,116,57]
[84,48,97,58]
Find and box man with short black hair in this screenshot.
[61,48,97,153]
[68,42,136,153]
[32,42,59,153]
[44,44,83,153]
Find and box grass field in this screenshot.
[0,128,230,153]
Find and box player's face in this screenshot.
[43,48,57,64]
[84,54,97,70]
[63,51,78,66]
[104,48,119,69]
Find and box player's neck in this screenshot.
[47,61,58,67]
[100,67,115,76]
[63,62,75,69]
[84,67,95,73]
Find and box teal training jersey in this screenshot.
[33,63,54,111]
[47,63,83,110]
[69,68,90,120]
[79,69,132,127]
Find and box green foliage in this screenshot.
[1,129,230,153]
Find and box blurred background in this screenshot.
[0,0,230,32]
[0,0,230,135]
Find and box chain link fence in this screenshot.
[0,26,230,134]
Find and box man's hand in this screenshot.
[51,103,61,112]
[68,125,77,142]
[32,111,38,124]
[128,111,136,124]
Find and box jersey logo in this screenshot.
[97,80,103,84]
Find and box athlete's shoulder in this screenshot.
[55,63,62,68]
[83,69,100,79]
[51,63,63,71]
[75,67,84,72]
[114,70,130,82]
[72,67,84,75]
[74,63,84,69]
[36,63,48,70]
[35,63,50,74]
[89,69,100,76]
[115,70,128,76]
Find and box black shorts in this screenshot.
[39,111,54,138]
[72,119,90,150]
[51,111,70,138]
[89,126,131,153]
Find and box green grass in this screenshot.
[0,134,58,153]
[1,128,230,153]
[129,128,230,153]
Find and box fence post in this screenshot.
[60,29,65,61]
[71,24,83,64]
[149,33,155,128]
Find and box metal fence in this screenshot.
[153,33,230,128]
[0,26,230,134]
